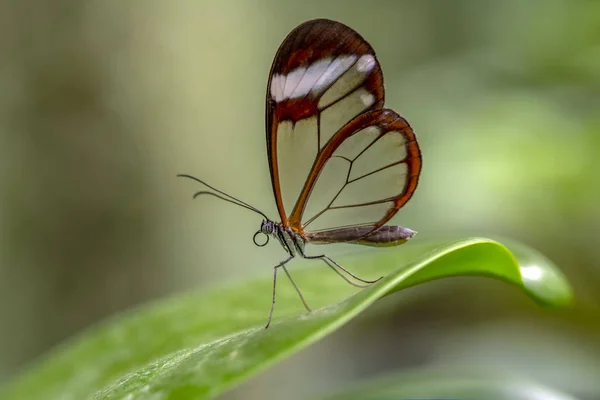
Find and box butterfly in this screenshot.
[179,18,422,328]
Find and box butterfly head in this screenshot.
[260,220,277,235]
[253,219,276,247]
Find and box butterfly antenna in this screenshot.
[177,174,269,220]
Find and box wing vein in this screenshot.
[347,159,408,184]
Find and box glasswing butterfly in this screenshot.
[179,18,422,328]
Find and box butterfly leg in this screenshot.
[299,249,382,286]
[281,263,311,312]
[266,256,311,329]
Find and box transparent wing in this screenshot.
[266,19,384,226]
[266,19,421,235]
[300,109,421,233]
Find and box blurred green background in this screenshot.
[0,0,598,399]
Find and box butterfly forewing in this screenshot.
[266,19,421,242]
[266,19,384,222]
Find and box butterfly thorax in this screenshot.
[260,220,305,257]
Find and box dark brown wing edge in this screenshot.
[265,19,384,225]
[289,108,422,233]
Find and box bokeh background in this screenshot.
[1,0,599,398]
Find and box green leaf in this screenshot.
[316,367,579,400]
[0,238,572,400]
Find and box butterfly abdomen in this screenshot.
[305,225,416,247]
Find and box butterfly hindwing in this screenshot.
[299,108,420,234]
